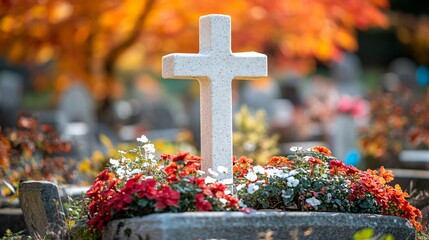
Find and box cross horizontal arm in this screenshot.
[162,53,210,79]
[232,52,267,79]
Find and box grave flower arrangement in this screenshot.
[80,136,422,236]
[83,136,239,233]
[234,146,423,231]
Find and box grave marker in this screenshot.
[19,181,65,238]
[162,14,267,181]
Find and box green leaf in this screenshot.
[353,228,374,240]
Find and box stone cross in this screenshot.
[162,14,267,181]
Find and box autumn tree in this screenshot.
[0,0,389,124]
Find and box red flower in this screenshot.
[154,186,180,209]
[110,191,133,212]
[135,178,157,199]
[195,193,213,211]
[96,169,115,181]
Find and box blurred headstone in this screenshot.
[331,54,364,161]
[19,181,65,239]
[388,58,417,90]
[331,53,363,96]
[0,71,23,127]
[57,83,95,157]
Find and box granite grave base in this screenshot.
[102,211,415,240]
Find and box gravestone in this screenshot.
[104,14,415,239]
[19,181,65,239]
[0,71,23,127]
[163,14,267,182]
[57,83,96,157]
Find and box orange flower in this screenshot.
[378,166,394,183]
[311,146,333,156]
[267,156,292,167]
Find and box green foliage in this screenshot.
[353,228,394,240]
[233,106,279,165]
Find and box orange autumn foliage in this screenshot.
[0,0,389,100]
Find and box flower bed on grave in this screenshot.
[69,135,422,238]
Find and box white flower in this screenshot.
[244,172,258,182]
[137,135,149,143]
[238,199,248,208]
[109,159,119,166]
[253,166,265,174]
[217,166,228,174]
[224,190,232,195]
[247,183,260,194]
[321,174,327,178]
[306,197,321,209]
[289,169,299,176]
[205,176,217,184]
[208,168,219,177]
[219,198,228,205]
[222,178,233,185]
[281,190,291,199]
[116,168,125,178]
[236,184,246,191]
[287,176,299,187]
[129,169,142,175]
[143,144,155,154]
[289,146,302,152]
[197,170,206,176]
[118,150,126,154]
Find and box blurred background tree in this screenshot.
[0,0,389,127]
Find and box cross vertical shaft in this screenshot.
[162,14,267,183]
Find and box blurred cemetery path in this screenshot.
[1,0,429,189]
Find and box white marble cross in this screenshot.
[162,14,267,182]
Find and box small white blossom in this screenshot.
[253,166,265,174]
[224,190,232,195]
[109,159,119,166]
[222,178,233,185]
[236,184,246,191]
[116,168,125,178]
[208,168,219,177]
[244,172,258,182]
[118,150,126,154]
[137,135,149,143]
[197,170,206,176]
[287,176,299,187]
[321,174,327,178]
[247,183,260,194]
[129,169,142,175]
[306,197,321,209]
[205,176,217,184]
[143,144,155,154]
[289,169,298,176]
[238,199,248,208]
[281,190,291,199]
[217,166,228,174]
[219,198,228,205]
[289,146,302,152]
